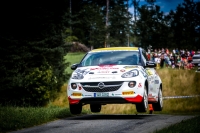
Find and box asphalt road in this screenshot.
[10,114,195,133]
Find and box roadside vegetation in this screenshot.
[0,52,200,133]
[154,115,200,133]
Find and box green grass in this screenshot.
[0,105,70,133]
[0,104,88,133]
[64,52,86,75]
[154,115,200,133]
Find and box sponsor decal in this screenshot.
[90,65,119,71]
[115,94,121,96]
[83,95,92,97]
[148,77,153,81]
[155,80,159,84]
[71,93,82,97]
[122,91,134,95]
[120,69,126,72]
[124,66,139,69]
[138,83,142,88]
[97,70,110,73]
[75,68,90,75]
[146,68,153,76]
[88,76,116,80]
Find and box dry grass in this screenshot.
[51,84,69,107]
[156,68,200,96]
[156,68,200,114]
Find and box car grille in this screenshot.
[81,81,123,92]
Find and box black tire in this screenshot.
[90,104,101,113]
[136,86,148,113]
[69,103,82,115]
[152,87,163,111]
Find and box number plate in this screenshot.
[94,92,109,97]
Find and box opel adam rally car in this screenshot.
[67,47,163,114]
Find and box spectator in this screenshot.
[166,48,169,55]
[165,54,171,68]
[161,48,165,54]
[175,48,179,55]
[170,56,175,68]
[173,48,176,55]
[160,54,165,68]
[191,50,195,57]
[183,58,188,69]
[188,55,192,63]
[147,52,151,61]
[176,56,181,69]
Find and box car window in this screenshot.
[80,51,140,66]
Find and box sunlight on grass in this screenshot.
[64,52,86,75]
[51,84,69,107]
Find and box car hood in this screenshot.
[70,65,144,81]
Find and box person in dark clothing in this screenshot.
[160,54,165,68]
[170,56,175,68]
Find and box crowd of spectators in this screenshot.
[146,48,200,70]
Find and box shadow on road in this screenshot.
[66,114,155,120]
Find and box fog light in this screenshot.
[128,81,136,88]
[71,83,77,89]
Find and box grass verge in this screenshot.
[154,115,200,133]
[0,105,70,133]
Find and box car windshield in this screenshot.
[80,51,140,66]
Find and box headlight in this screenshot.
[71,74,84,79]
[121,69,139,78]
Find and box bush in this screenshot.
[0,62,63,107]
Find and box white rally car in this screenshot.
[67,47,163,114]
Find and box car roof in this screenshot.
[90,47,139,52]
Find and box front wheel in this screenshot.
[136,86,148,112]
[152,87,163,111]
[69,103,82,115]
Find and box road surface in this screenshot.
[10,114,195,133]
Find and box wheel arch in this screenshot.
[145,80,149,95]
[160,83,162,91]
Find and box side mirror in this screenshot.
[146,61,156,68]
[71,63,79,70]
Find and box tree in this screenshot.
[169,0,200,49]
[0,0,69,106]
[135,5,168,49]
